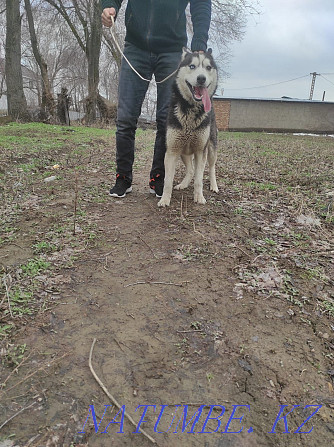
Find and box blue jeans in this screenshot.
[116,42,181,183]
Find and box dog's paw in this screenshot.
[158,197,171,207]
[194,194,206,204]
[174,182,188,190]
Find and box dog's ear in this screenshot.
[181,47,192,60]
[207,48,212,55]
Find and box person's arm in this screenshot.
[189,0,211,51]
[101,0,123,27]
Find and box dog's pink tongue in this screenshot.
[202,87,211,112]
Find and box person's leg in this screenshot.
[149,51,181,189]
[115,43,152,183]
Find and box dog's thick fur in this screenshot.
[158,48,218,207]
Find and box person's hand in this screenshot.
[101,7,116,27]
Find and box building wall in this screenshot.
[213,98,334,133]
[214,100,230,130]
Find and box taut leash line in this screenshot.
[107,15,178,84]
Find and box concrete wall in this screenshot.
[213,97,334,133]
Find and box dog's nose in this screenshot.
[197,75,206,85]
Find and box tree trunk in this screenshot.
[5,0,30,120]
[85,0,102,122]
[45,0,102,124]
[24,0,55,120]
[57,87,71,125]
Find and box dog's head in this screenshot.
[175,48,218,112]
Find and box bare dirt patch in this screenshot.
[0,123,333,447]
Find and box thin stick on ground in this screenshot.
[171,401,231,408]
[1,351,32,389]
[180,193,184,219]
[124,280,187,288]
[193,221,206,240]
[73,170,79,235]
[89,338,156,444]
[0,401,36,430]
[136,232,158,259]
[25,434,41,446]
[176,329,204,333]
[0,353,69,396]
[233,244,251,258]
[2,273,13,318]
[0,291,5,308]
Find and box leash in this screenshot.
[107,15,178,84]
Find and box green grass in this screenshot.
[32,241,57,254]
[0,226,18,246]
[320,300,334,317]
[0,122,113,153]
[0,324,14,338]
[20,258,51,277]
[2,344,27,367]
[6,289,33,318]
[245,181,277,191]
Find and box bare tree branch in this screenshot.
[44,0,86,52]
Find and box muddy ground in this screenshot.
[0,123,333,447]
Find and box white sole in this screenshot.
[149,188,162,198]
[109,186,132,198]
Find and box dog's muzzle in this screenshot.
[186,81,212,113]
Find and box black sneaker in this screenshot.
[109,175,132,198]
[149,174,164,198]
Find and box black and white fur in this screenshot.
[158,48,218,207]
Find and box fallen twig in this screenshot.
[1,352,69,396]
[171,402,230,409]
[1,351,32,389]
[0,401,36,430]
[124,280,187,288]
[176,329,204,334]
[25,434,41,446]
[113,336,125,352]
[89,338,156,444]
[73,170,79,235]
[2,273,13,318]
[193,221,206,240]
[314,250,334,256]
[136,232,158,259]
[228,244,250,258]
[180,193,184,219]
[125,245,131,258]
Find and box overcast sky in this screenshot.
[219,0,334,102]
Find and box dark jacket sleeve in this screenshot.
[189,0,211,51]
[101,0,123,14]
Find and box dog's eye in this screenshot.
[189,64,196,70]
[206,65,212,71]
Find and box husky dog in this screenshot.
[158,48,218,207]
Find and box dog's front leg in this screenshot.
[208,143,218,193]
[193,149,207,204]
[158,152,178,207]
[175,154,194,190]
